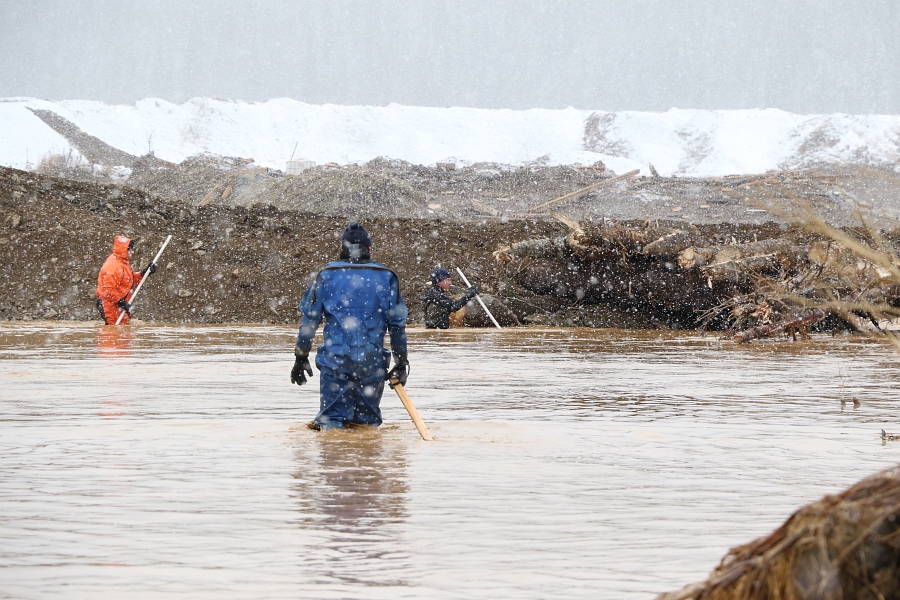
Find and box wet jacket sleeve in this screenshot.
[448,294,469,313]
[427,287,468,313]
[296,276,323,354]
[387,274,408,356]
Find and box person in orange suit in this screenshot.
[95,235,156,325]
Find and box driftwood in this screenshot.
[495,215,900,335]
[579,225,667,249]
[808,240,894,285]
[500,219,674,263]
[678,247,718,269]
[701,254,781,283]
[523,169,640,214]
[657,465,900,600]
[732,308,828,343]
[715,238,807,270]
[644,231,712,257]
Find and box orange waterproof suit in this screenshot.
[96,235,143,324]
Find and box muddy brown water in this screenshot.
[1,324,899,599]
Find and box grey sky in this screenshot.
[1,0,897,113]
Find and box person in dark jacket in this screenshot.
[423,268,477,329]
[291,222,409,431]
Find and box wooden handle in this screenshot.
[390,379,434,441]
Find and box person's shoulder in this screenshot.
[320,261,394,274]
[100,253,120,267]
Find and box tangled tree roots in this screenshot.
[497,215,900,335]
[658,465,900,600]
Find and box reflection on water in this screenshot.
[293,427,411,588]
[1,323,899,599]
[96,325,133,356]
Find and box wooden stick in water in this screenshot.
[390,379,434,441]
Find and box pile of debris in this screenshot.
[658,465,900,600]
[495,214,900,337]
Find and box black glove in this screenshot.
[386,352,409,388]
[141,262,157,276]
[466,286,478,299]
[291,346,313,386]
[116,298,131,315]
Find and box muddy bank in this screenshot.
[0,165,562,324]
[2,164,898,331]
[47,153,900,226]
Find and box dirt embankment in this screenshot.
[0,165,563,325]
[112,157,900,226]
[3,161,900,332]
[27,107,900,228]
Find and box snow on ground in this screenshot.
[0,97,898,177]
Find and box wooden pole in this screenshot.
[390,379,434,441]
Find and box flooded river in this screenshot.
[1,323,899,599]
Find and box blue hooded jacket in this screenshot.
[296,261,408,374]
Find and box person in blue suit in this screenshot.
[291,222,409,430]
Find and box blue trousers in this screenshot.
[315,364,386,428]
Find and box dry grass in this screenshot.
[658,466,900,600]
[712,181,900,345]
[34,150,93,178]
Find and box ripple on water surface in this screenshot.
[1,323,899,599]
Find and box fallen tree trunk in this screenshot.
[499,236,569,261]
[569,223,676,261]
[701,254,781,283]
[643,232,712,257]
[808,240,896,286]
[731,307,829,343]
[714,238,808,270]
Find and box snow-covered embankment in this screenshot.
[0,97,898,176]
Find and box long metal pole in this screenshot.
[456,267,501,329]
[115,235,172,325]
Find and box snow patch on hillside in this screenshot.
[0,97,898,177]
